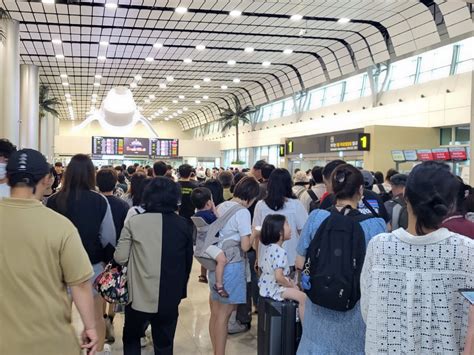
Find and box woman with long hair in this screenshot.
[121,171,147,208]
[361,161,473,354]
[253,168,308,273]
[47,154,116,353]
[115,177,193,354]
[295,164,386,354]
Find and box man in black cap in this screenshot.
[385,173,408,230]
[0,149,98,355]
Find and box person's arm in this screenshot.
[114,221,132,265]
[295,199,309,236]
[275,268,293,288]
[463,305,474,355]
[70,281,98,354]
[241,235,252,252]
[238,209,252,251]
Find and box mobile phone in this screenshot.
[459,289,474,305]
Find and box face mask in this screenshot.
[0,163,6,180]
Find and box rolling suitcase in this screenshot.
[257,297,302,355]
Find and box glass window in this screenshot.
[261,104,272,122]
[387,57,417,90]
[308,88,324,110]
[323,82,343,106]
[455,126,470,144]
[455,37,473,74]
[282,98,295,117]
[440,127,452,146]
[418,46,453,83]
[343,74,365,101]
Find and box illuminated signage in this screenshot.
[391,150,405,162]
[279,144,285,157]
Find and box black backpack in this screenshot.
[303,206,371,311]
[376,184,392,203]
[307,189,321,212]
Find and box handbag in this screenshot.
[93,261,129,305]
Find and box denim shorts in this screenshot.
[209,261,246,305]
[91,263,104,296]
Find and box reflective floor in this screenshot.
[73,262,258,354]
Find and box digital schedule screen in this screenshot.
[92,136,124,156]
[150,139,179,158]
[124,137,150,157]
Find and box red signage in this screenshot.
[449,147,467,161]
[432,148,450,161]
[416,149,433,161]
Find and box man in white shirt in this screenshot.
[0,139,17,199]
[299,166,326,212]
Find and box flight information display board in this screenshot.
[391,150,405,162]
[416,149,433,161]
[124,137,150,156]
[403,150,418,161]
[432,148,450,161]
[449,147,467,161]
[150,138,179,158]
[92,136,124,156]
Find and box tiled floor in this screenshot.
[74,262,258,354]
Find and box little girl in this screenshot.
[259,214,306,321]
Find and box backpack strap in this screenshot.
[361,198,379,218]
[307,189,319,203]
[377,184,386,194]
[201,203,245,252]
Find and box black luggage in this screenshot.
[257,297,302,355]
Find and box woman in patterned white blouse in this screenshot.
[361,161,474,354]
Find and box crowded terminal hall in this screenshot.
[0,1,473,355]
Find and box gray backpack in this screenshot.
[192,203,245,271]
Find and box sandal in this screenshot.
[198,275,208,284]
[213,284,229,298]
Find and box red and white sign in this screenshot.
[416,149,433,161]
[449,147,467,161]
[432,148,450,161]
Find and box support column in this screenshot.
[0,19,20,145]
[19,64,39,149]
[39,114,48,157]
[469,69,474,185]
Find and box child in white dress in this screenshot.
[259,214,306,321]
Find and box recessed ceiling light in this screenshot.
[149,95,155,100]
[52,39,62,45]
[166,76,174,82]
[221,85,228,90]
[60,74,68,78]
[173,112,178,117]
[195,100,201,104]
[145,57,154,62]
[290,14,303,21]
[42,0,55,4]
[99,41,109,46]
[227,60,236,66]
[338,17,351,24]
[203,77,211,82]
[175,7,187,14]
[183,107,188,111]
[162,106,168,111]
[91,99,97,103]
[91,94,97,98]
[104,2,117,9]
[62,82,69,86]
[203,95,209,100]
[165,117,170,121]
[94,74,102,79]
[193,84,201,89]
[66,98,72,103]
[229,10,242,17]
[283,49,293,55]
[178,95,185,99]
[55,54,64,59]
[158,109,163,114]
[144,98,151,103]
[159,83,167,89]
[97,55,106,61]
[262,61,271,67]
[183,58,193,64]
[134,74,142,81]
[244,47,254,53]
[93,82,100,87]
[130,82,137,88]
[177,109,183,114]
[137,106,143,111]
[153,42,163,49]
[196,44,206,51]
[65,93,71,98]
[172,99,178,103]
[233,78,240,83]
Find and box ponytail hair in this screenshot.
[405,161,459,235]
[331,164,364,200]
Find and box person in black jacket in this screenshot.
[47,154,116,353]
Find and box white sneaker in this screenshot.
[140,336,148,348]
[102,344,112,355]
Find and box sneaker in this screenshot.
[227,320,249,335]
[102,344,112,355]
[105,317,115,343]
[140,336,148,348]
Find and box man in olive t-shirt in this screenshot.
[0,149,98,355]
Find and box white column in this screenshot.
[0,19,20,145]
[19,64,39,149]
[39,114,48,156]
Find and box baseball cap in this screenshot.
[361,170,374,188]
[196,170,206,180]
[294,170,309,183]
[390,173,408,187]
[6,149,50,177]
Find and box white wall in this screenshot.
[201,72,472,150]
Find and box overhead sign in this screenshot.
[329,132,370,152]
[391,150,405,162]
[92,136,124,156]
[416,149,433,161]
[403,150,417,161]
[286,140,294,154]
[150,138,179,158]
[357,133,370,151]
[124,137,150,156]
[279,144,285,157]
[431,148,450,161]
[448,147,467,161]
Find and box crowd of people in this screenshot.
[0,136,473,355]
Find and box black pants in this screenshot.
[123,304,178,355]
[247,249,259,308]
